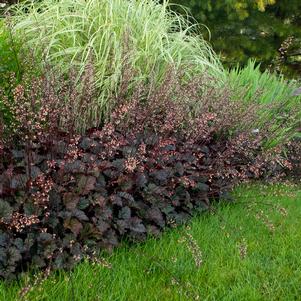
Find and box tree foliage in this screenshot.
[171,0,301,77]
[173,0,276,21]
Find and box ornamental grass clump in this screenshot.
[9,0,223,130]
[229,60,301,147]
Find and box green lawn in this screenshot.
[1,183,301,301]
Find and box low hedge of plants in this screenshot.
[0,65,294,279]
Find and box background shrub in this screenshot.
[0,20,21,83]
[0,20,22,126]
[0,19,42,130]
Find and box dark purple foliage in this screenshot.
[0,65,293,279]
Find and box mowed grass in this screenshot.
[1,183,301,301]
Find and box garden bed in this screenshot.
[0,0,300,284]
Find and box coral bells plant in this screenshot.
[284,139,301,180]
[0,66,295,279]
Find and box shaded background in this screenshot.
[170,0,301,78]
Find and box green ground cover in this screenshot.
[1,183,300,301]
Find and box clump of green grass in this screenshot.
[1,183,300,301]
[229,60,300,105]
[9,0,224,129]
[229,60,301,148]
